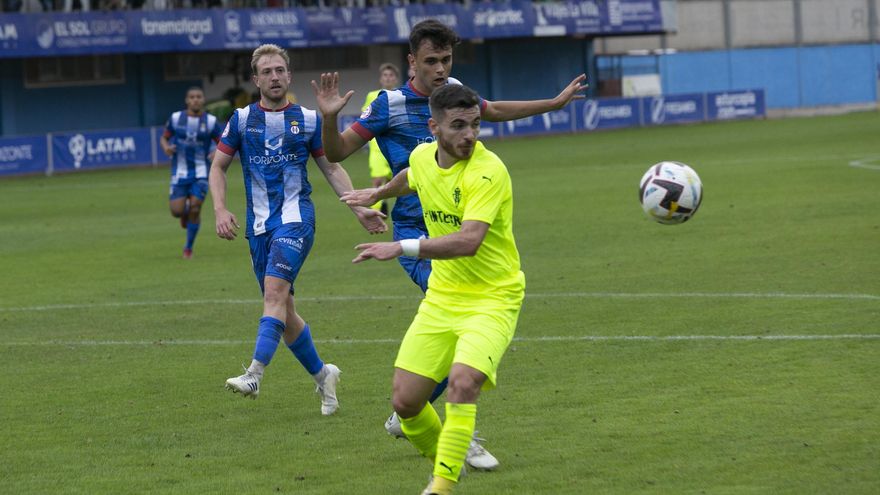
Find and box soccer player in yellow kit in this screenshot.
[362,63,400,214]
[340,84,523,495]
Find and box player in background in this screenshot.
[208,44,387,415]
[362,62,400,216]
[340,84,524,495]
[160,86,223,259]
[313,18,586,469]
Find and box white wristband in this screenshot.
[399,239,420,258]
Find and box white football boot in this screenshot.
[384,411,406,438]
[465,432,499,470]
[315,364,341,416]
[225,370,261,399]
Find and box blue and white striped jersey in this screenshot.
[351,78,487,224]
[163,111,222,183]
[218,102,324,238]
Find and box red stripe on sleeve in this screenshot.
[217,142,236,155]
[351,122,374,140]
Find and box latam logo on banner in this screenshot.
[52,129,153,172]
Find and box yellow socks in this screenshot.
[434,402,476,484]
[400,403,442,460]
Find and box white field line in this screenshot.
[1,291,877,313]
[848,156,880,171]
[2,334,879,347]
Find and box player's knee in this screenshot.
[391,395,423,418]
[262,283,289,309]
[446,374,481,403]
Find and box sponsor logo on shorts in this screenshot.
[275,237,304,251]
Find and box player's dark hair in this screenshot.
[409,19,460,55]
[186,86,204,95]
[429,84,479,120]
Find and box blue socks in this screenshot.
[287,324,324,375]
[253,316,284,366]
[185,221,200,250]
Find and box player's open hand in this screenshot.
[552,74,589,109]
[311,72,354,117]
[352,241,402,263]
[352,206,388,235]
[162,143,177,157]
[340,188,379,208]
[215,208,240,240]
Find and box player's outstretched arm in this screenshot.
[311,72,368,162]
[340,167,414,208]
[352,220,489,263]
[482,73,588,122]
[314,155,387,235]
[208,150,240,240]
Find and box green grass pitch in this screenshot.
[1,111,878,494]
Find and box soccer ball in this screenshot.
[638,161,703,224]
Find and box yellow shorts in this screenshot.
[394,290,523,389]
[368,140,392,179]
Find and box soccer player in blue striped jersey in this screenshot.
[208,44,387,415]
[314,19,587,469]
[160,86,223,259]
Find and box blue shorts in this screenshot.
[169,178,209,201]
[248,223,315,295]
[393,220,432,293]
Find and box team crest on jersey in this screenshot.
[360,106,371,119]
[289,120,300,135]
[453,187,461,207]
[221,121,230,138]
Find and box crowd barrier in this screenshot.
[0,89,765,177]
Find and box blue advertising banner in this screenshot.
[469,1,534,40]
[0,135,49,176]
[221,9,306,49]
[641,93,705,126]
[575,97,641,131]
[706,89,766,120]
[134,10,221,54]
[534,0,663,37]
[502,109,574,137]
[478,121,504,140]
[0,1,664,58]
[0,89,763,179]
[387,3,466,43]
[52,128,154,172]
